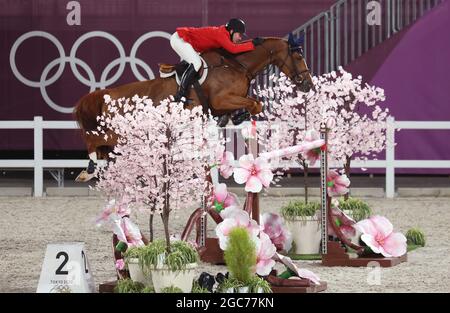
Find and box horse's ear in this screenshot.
[288,32,295,46]
[296,34,305,47]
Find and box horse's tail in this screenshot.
[73,89,108,132]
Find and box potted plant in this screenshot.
[137,239,199,293]
[338,197,372,222]
[281,200,321,254]
[123,246,152,286]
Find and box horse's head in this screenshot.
[271,33,314,92]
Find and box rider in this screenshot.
[170,18,264,125]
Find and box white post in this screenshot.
[386,116,395,198]
[319,122,328,255]
[34,116,44,197]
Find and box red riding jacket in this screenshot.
[176,25,255,54]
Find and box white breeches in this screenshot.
[170,32,202,71]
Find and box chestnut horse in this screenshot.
[74,35,312,181]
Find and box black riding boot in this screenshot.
[231,109,251,125]
[174,63,198,102]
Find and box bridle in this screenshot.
[274,44,311,86]
[217,41,311,87]
[233,43,310,85]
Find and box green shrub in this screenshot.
[123,246,146,267]
[224,227,256,284]
[218,277,242,292]
[161,286,183,293]
[141,286,155,293]
[280,200,320,220]
[114,278,145,293]
[192,281,210,293]
[406,228,426,247]
[338,197,372,222]
[138,239,199,273]
[248,276,272,293]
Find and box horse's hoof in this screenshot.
[231,111,250,125]
[75,170,95,182]
[216,115,230,127]
[87,160,97,174]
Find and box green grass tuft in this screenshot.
[280,200,320,220]
[338,197,372,222]
[406,228,426,247]
[160,286,183,293]
[114,278,145,293]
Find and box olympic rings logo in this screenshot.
[10,30,171,113]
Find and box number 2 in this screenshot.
[55,252,69,275]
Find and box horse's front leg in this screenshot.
[212,95,263,115]
[245,96,263,115]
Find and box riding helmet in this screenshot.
[226,18,246,35]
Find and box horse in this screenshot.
[73,34,313,181]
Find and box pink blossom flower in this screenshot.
[212,183,239,213]
[254,232,277,276]
[219,205,245,220]
[115,259,125,270]
[261,213,292,252]
[354,215,407,257]
[233,154,273,193]
[275,253,321,285]
[241,120,257,139]
[216,208,259,250]
[215,147,235,179]
[329,207,356,239]
[326,116,336,129]
[110,215,144,248]
[295,268,321,285]
[327,170,350,197]
[95,198,131,227]
[301,130,325,166]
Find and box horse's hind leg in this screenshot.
[75,137,101,182]
[75,131,116,182]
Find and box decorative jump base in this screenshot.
[198,238,224,265]
[270,283,328,293]
[99,281,117,293]
[322,241,407,267]
[266,270,327,293]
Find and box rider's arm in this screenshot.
[218,32,255,54]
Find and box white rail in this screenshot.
[1,116,450,198]
[0,116,89,197]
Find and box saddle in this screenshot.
[159,61,188,80]
[158,60,207,84]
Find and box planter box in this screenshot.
[286,217,321,254]
[151,263,197,293]
[127,258,152,287]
